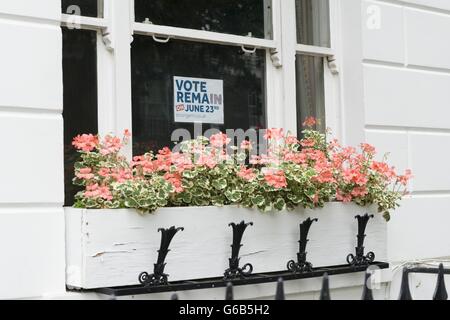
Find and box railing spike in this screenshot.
[320,273,331,300]
[398,268,413,300]
[433,263,448,300]
[171,293,179,300]
[225,282,234,300]
[361,270,374,300]
[275,278,285,300]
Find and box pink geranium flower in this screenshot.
[360,143,376,155]
[76,168,95,180]
[351,186,368,197]
[196,154,217,169]
[123,129,131,138]
[84,183,113,201]
[264,169,287,189]
[210,133,231,148]
[397,169,413,186]
[264,128,284,141]
[336,190,352,203]
[164,173,184,193]
[303,117,317,128]
[240,140,253,151]
[285,135,298,145]
[237,167,257,181]
[110,168,133,183]
[100,135,122,155]
[371,161,396,179]
[72,134,98,152]
[98,167,111,177]
[171,152,194,173]
[300,138,316,148]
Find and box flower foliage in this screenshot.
[72,125,412,221]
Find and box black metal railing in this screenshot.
[398,264,448,300]
[167,264,449,300]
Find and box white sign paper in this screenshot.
[173,76,224,124]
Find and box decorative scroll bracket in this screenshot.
[139,226,184,287]
[327,56,339,75]
[347,214,375,267]
[270,48,282,68]
[287,218,318,273]
[224,221,254,280]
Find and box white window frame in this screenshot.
[60,0,342,160]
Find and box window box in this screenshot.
[65,202,387,290]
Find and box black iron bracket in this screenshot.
[92,262,389,297]
[138,226,184,287]
[223,221,254,280]
[287,217,318,273]
[347,214,375,267]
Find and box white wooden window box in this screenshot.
[65,202,387,289]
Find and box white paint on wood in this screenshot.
[65,203,387,289]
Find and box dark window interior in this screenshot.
[134,0,271,39]
[131,36,266,155]
[62,0,99,17]
[62,28,98,206]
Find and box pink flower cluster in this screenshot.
[72,122,412,214]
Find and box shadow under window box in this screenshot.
[65,203,387,290]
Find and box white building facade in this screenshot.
[0,0,449,299]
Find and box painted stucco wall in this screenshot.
[356,0,450,299]
[0,0,66,299]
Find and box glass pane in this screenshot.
[296,0,330,47]
[62,28,98,206]
[296,55,326,136]
[62,0,100,17]
[134,0,272,39]
[131,36,266,155]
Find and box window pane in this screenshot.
[62,0,100,17]
[134,0,272,39]
[62,29,98,206]
[296,55,326,135]
[131,36,266,155]
[296,0,330,47]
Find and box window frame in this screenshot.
[60,0,342,161]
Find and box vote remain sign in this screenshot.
[174,76,224,124]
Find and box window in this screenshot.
[295,0,331,135]
[134,0,272,39]
[131,0,275,155]
[296,0,330,47]
[62,28,98,206]
[59,0,337,205]
[296,55,326,134]
[61,0,103,205]
[131,38,266,154]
